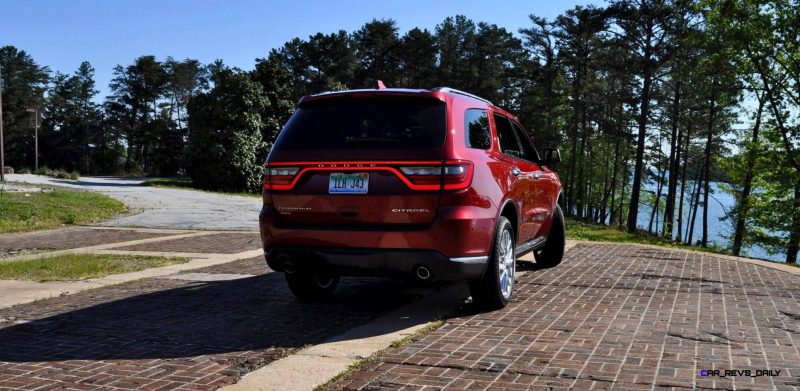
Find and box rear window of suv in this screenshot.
[273,97,446,154]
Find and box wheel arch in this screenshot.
[497,198,519,240]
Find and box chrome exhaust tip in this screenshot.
[275,254,295,274]
[414,265,432,280]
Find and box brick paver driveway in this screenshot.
[0,256,434,390]
[2,240,800,390]
[0,227,173,259]
[334,244,800,390]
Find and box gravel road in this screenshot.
[4,174,261,231]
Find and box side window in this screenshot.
[511,121,540,162]
[493,114,521,157]
[464,109,491,149]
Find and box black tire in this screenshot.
[285,272,339,301]
[469,216,516,310]
[534,204,565,268]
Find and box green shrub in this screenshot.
[35,166,50,176]
[62,212,77,225]
[40,168,80,180]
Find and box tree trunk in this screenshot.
[732,94,765,256]
[566,71,582,217]
[586,133,594,221]
[601,137,621,224]
[576,103,588,219]
[627,68,652,233]
[702,85,717,248]
[677,116,693,242]
[687,160,705,245]
[648,162,666,234]
[567,133,577,216]
[787,179,800,264]
[597,151,608,223]
[619,158,628,230]
[664,81,681,238]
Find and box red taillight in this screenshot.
[263,165,299,190]
[442,161,473,190]
[400,166,443,190]
[397,161,473,190]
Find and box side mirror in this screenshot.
[542,147,561,166]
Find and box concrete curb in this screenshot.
[0,230,216,263]
[223,283,471,391]
[0,248,264,309]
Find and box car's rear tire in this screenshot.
[534,204,565,268]
[469,216,515,310]
[285,272,339,301]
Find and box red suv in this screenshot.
[260,86,564,309]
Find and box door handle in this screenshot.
[533,172,542,180]
[512,169,521,176]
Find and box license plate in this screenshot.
[329,173,369,194]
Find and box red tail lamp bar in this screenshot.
[262,160,473,191]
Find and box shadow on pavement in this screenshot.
[0,272,437,363]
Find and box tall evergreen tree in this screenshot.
[185,65,266,191]
[0,46,50,170]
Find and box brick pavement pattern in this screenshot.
[335,244,800,390]
[0,257,429,390]
[109,233,261,254]
[0,228,171,258]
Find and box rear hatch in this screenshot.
[265,94,464,227]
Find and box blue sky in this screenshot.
[2,0,598,100]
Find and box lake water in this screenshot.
[636,178,786,263]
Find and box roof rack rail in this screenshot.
[430,87,493,105]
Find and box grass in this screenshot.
[566,217,736,257]
[315,320,446,391]
[0,187,127,234]
[566,219,800,267]
[0,253,188,281]
[144,177,260,198]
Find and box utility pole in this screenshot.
[26,108,39,171]
[0,63,5,182]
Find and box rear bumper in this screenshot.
[265,247,487,280]
[260,204,496,258]
[259,203,495,280]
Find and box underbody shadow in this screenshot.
[0,273,437,362]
